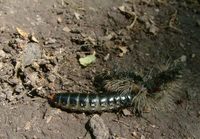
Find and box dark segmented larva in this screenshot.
[48,91,136,112]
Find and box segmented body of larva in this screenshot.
[48,91,137,112]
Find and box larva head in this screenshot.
[47,93,56,102]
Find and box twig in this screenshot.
[169,10,182,33]
[127,12,137,30]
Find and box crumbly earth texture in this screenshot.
[0,0,200,139]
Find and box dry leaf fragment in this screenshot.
[79,52,96,67]
[74,12,81,20]
[30,33,39,43]
[16,27,29,39]
[118,46,128,57]
[63,26,71,32]
[57,16,62,23]
[118,5,126,13]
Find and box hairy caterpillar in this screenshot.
[48,57,184,113]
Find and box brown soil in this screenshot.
[0,0,200,139]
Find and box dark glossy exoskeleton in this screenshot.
[48,91,137,112]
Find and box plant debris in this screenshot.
[16,27,29,39]
[79,52,96,67]
[118,46,128,57]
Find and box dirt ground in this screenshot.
[0,0,200,139]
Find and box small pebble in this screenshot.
[89,114,110,139]
[122,109,132,116]
[15,84,24,93]
[3,46,12,53]
[0,50,7,58]
[57,17,62,24]
[48,74,56,82]
[180,55,187,62]
[191,54,195,58]
[22,43,42,66]
[155,8,159,12]
[63,26,71,32]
